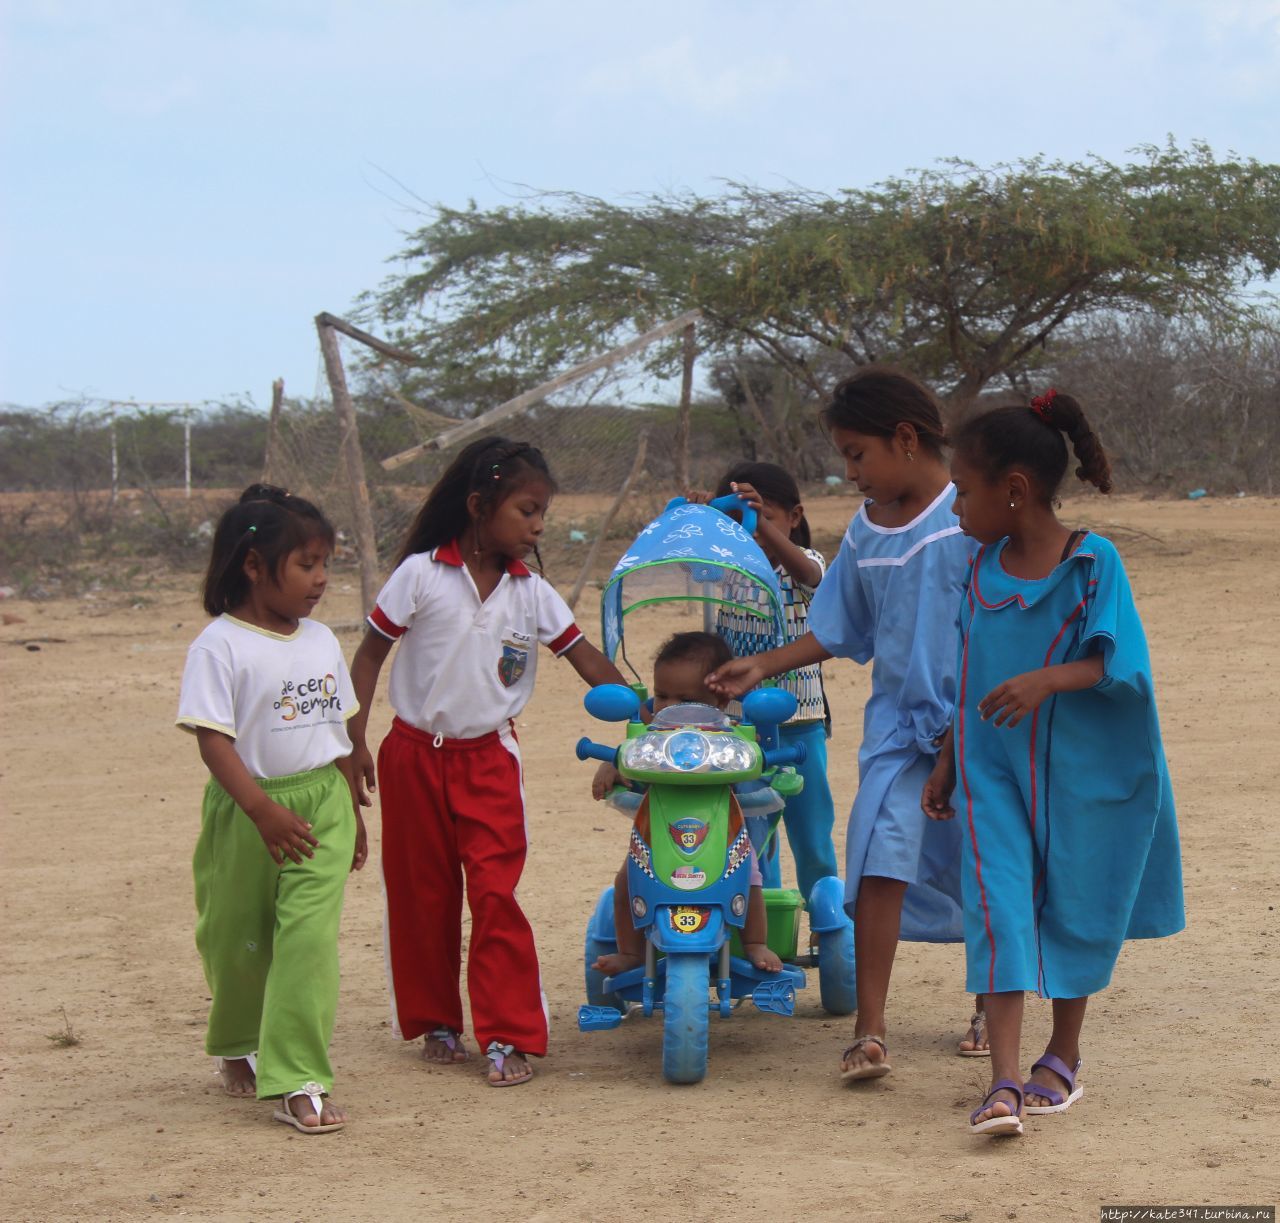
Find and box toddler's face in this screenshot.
[652,657,728,713]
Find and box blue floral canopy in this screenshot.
[601,498,787,663]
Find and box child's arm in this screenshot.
[348,627,394,805]
[335,754,368,871]
[195,727,319,863]
[705,633,832,700]
[727,482,823,588]
[563,639,630,689]
[922,724,956,821]
[591,760,622,800]
[979,654,1106,728]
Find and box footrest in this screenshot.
[578,1005,625,1032]
[750,979,797,1016]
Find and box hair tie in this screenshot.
[1030,389,1058,421]
[247,525,257,533]
[490,463,502,480]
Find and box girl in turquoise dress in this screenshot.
[924,390,1184,1137]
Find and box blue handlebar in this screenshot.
[763,742,807,769]
[707,492,757,537]
[576,737,618,765]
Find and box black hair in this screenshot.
[952,390,1113,501]
[395,437,556,567]
[202,484,336,616]
[821,365,948,457]
[654,630,733,676]
[712,460,812,549]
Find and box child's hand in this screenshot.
[248,799,319,864]
[706,657,764,700]
[592,761,622,800]
[351,741,376,806]
[684,488,712,504]
[351,811,368,872]
[979,669,1056,728]
[728,481,764,514]
[922,758,957,820]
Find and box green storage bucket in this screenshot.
[729,886,804,962]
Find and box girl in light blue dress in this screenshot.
[924,390,1184,1137]
[709,367,983,1082]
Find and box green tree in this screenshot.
[368,141,1280,408]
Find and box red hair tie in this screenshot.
[1030,389,1058,420]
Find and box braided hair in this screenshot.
[953,390,1113,501]
[394,437,556,568]
[202,484,335,616]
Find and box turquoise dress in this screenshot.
[809,484,975,938]
[955,532,1184,998]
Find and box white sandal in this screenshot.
[272,1080,345,1134]
[214,1052,257,1096]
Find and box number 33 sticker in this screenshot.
[671,906,710,934]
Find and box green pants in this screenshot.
[193,764,355,1099]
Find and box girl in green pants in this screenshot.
[178,485,367,1134]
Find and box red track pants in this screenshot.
[378,717,548,1055]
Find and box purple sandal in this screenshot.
[422,1027,468,1064]
[968,1079,1024,1136]
[1023,1052,1083,1115]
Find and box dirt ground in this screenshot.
[2,492,1278,1222]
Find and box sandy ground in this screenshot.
[2,492,1278,1222]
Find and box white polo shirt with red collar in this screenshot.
[368,541,583,740]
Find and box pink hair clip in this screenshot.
[1030,389,1058,420]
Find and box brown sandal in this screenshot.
[840,1035,892,1081]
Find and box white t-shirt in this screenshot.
[368,542,583,739]
[177,615,358,779]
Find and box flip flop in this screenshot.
[968,1079,1024,1137]
[957,1010,991,1057]
[840,1035,892,1081]
[215,1053,257,1097]
[485,1041,534,1087]
[272,1081,345,1134]
[422,1027,469,1064]
[1022,1053,1084,1115]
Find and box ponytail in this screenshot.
[954,390,1113,500]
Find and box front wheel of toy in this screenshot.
[817,925,857,1016]
[662,952,710,1085]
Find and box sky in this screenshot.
[2,0,1278,409]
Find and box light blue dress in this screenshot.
[955,533,1184,997]
[808,484,976,938]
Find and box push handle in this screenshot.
[762,742,807,769]
[707,492,757,537]
[576,737,618,765]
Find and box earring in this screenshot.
[1008,500,1016,509]
[906,450,915,462]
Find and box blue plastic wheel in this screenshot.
[817,925,857,1016]
[662,952,710,1084]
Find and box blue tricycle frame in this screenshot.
[575,494,856,1085]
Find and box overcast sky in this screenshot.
[2,0,1278,408]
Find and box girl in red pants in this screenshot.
[349,438,626,1086]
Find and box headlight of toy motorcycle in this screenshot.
[620,731,758,775]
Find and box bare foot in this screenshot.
[217,1056,256,1098]
[287,1092,347,1129]
[743,941,782,973]
[958,1010,989,1055]
[591,951,643,976]
[421,1029,468,1064]
[486,1046,533,1086]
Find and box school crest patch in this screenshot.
[668,817,709,855]
[498,640,529,688]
